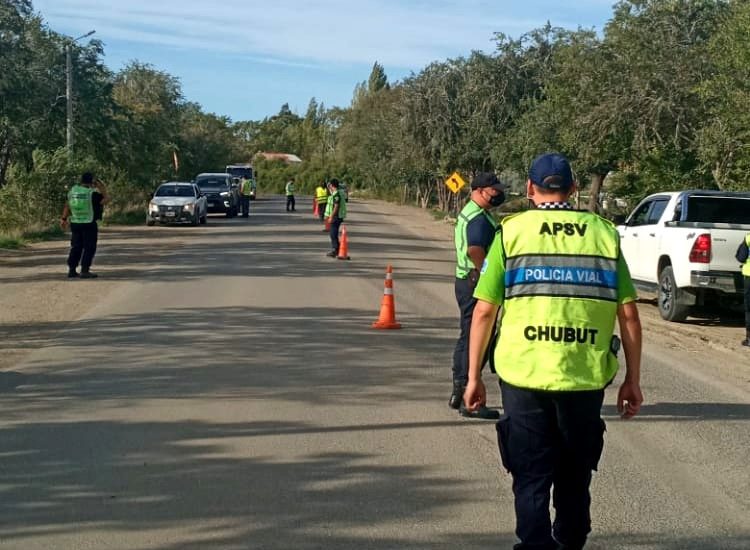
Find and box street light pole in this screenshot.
[66,30,95,155]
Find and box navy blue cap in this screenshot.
[528,153,574,190]
[471,172,505,190]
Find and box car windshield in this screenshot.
[155,185,194,197]
[227,167,253,179]
[196,178,229,189]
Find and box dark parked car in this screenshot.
[195,173,240,217]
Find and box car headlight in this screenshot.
[220,191,230,197]
[183,203,195,212]
[149,202,159,212]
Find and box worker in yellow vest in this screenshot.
[61,172,108,279]
[315,181,328,222]
[285,178,296,212]
[239,177,254,217]
[325,179,347,257]
[450,172,506,420]
[464,153,643,549]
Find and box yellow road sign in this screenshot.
[445,171,467,194]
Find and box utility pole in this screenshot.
[66,30,96,156]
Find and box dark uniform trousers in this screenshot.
[452,276,476,386]
[68,222,98,272]
[240,195,250,217]
[286,195,295,211]
[497,381,606,550]
[329,217,343,253]
[452,275,496,387]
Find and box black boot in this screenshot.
[448,381,464,410]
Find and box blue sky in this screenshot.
[33,0,616,122]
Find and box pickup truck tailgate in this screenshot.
[708,227,749,272]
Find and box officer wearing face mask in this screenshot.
[449,172,506,420]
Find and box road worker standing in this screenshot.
[315,181,328,222]
[449,172,506,420]
[464,153,643,550]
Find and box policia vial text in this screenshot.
[524,326,599,345]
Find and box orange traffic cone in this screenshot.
[337,224,351,260]
[313,199,319,217]
[372,265,401,329]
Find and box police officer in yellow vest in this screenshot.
[464,153,643,550]
[325,178,347,257]
[735,234,750,346]
[315,181,328,222]
[239,177,253,217]
[61,172,108,279]
[285,177,296,212]
[450,172,506,420]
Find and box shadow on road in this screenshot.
[0,302,517,548]
[602,401,750,421]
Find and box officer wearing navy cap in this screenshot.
[464,153,643,549]
[449,171,506,420]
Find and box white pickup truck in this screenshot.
[617,190,750,321]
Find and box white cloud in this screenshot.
[33,0,591,69]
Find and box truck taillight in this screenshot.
[689,233,711,263]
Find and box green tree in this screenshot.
[698,0,750,190]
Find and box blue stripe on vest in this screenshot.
[506,266,617,289]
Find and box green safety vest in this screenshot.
[743,234,750,277]
[454,200,498,279]
[324,190,346,219]
[68,184,94,224]
[494,209,621,391]
[240,179,254,196]
[285,182,294,196]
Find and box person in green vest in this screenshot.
[60,172,109,279]
[464,153,643,550]
[239,177,253,217]
[449,172,506,420]
[285,177,296,212]
[325,178,347,257]
[315,181,328,222]
[735,234,750,346]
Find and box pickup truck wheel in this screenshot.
[658,266,689,322]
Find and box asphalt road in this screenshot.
[1,195,749,550]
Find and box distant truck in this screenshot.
[226,164,256,200]
[617,190,750,321]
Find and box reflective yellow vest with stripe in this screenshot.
[285,182,294,195]
[240,179,254,196]
[68,185,94,224]
[495,209,620,391]
[315,186,328,204]
[743,234,750,277]
[454,200,497,278]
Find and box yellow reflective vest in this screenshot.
[478,209,624,391]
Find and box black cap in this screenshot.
[471,172,505,191]
[528,153,574,190]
